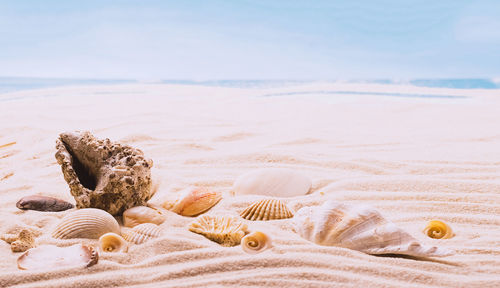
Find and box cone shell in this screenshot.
[121,223,161,244]
[17,244,98,270]
[52,208,120,239]
[164,187,222,217]
[122,206,166,228]
[99,232,128,253]
[240,198,293,221]
[423,220,454,239]
[241,231,272,254]
[189,215,249,246]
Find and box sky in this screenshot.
[0,0,499,80]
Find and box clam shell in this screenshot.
[17,244,98,270]
[52,208,120,239]
[164,187,222,217]
[292,200,455,257]
[241,231,272,254]
[99,232,128,253]
[189,215,249,246]
[123,206,166,228]
[240,198,293,221]
[121,223,161,244]
[423,220,454,239]
[233,168,311,197]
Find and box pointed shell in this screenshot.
[99,232,128,253]
[121,223,161,244]
[189,215,249,246]
[123,206,166,228]
[17,244,98,270]
[164,187,222,217]
[240,198,293,221]
[233,168,311,197]
[423,220,454,239]
[241,231,272,254]
[52,208,120,239]
[292,200,454,257]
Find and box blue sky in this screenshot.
[0,0,499,79]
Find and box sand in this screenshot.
[0,83,499,287]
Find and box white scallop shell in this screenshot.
[17,244,98,270]
[189,215,249,246]
[241,231,272,254]
[240,198,293,221]
[99,232,128,253]
[52,208,120,239]
[233,168,311,197]
[122,206,166,228]
[121,223,161,244]
[292,200,455,257]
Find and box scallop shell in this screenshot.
[11,229,36,253]
[163,187,222,217]
[52,208,120,239]
[423,220,454,239]
[123,206,166,228]
[241,231,272,254]
[17,244,98,270]
[189,215,249,246]
[121,223,161,244]
[233,168,311,198]
[292,200,455,257]
[99,232,128,253]
[240,198,293,221]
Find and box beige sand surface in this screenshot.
[0,83,499,287]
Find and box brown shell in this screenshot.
[16,195,74,212]
[240,198,293,221]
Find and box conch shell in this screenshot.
[121,223,161,244]
[292,200,454,257]
[163,187,222,217]
[233,168,311,197]
[17,244,98,270]
[52,208,120,239]
[423,220,454,239]
[99,232,128,253]
[240,198,293,221]
[189,215,249,246]
[55,131,154,215]
[241,231,272,254]
[122,206,166,228]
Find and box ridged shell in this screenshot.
[189,215,249,246]
[240,198,293,221]
[292,200,455,257]
[233,168,311,197]
[123,206,166,228]
[241,231,272,254]
[17,244,98,270]
[423,220,454,239]
[163,187,222,217]
[52,208,120,239]
[121,223,161,244]
[99,232,128,253]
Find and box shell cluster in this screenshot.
[99,233,128,253]
[241,231,272,254]
[52,208,120,239]
[240,198,293,221]
[423,220,454,239]
[122,223,161,244]
[163,187,222,217]
[123,206,166,228]
[189,215,249,246]
[17,244,98,270]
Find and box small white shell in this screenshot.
[122,206,166,228]
[121,223,161,244]
[240,198,293,221]
[17,244,98,270]
[241,231,272,254]
[189,215,249,246]
[52,208,120,239]
[99,232,128,253]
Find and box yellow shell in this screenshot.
[241,231,272,254]
[164,187,222,217]
[189,215,249,246]
[121,223,161,244]
[240,198,293,221]
[423,220,454,239]
[99,232,128,253]
[17,244,98,270]
[122,206,166,228]
[11,230,36,253]
[52,208,120,239]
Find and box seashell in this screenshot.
[123,206,166,228]
[423,220,454,239]
[240,198,293,221]
[121,223,161,244]
[292,200,455,257]
[164,187,222,217]
[189,215,249,246]
[55,131,154,216]
[10,229,36,253]
[52,208,120,239]
[16,195,74,212]
[241,231,272,254]
[17,244,98,270]
[233,168,311,198]
[99,232,128,253]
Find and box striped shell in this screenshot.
[163,187,222,217]
[241,231,272,254]
[240,198,293,221]
[189,215,249,246]
[423,220,454,239]
[121,223,161,244]
[52,208,120,239]
[123,206,166,228]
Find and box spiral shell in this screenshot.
[99,233,128,253]
[52,208,120,239]
[122,206,166,228]
[121,223,161,244]
[423,220,454,239]
[241,231,272,254]
[189,215,249,246]
[17,244,98,270]
[240,198,293,221]
[163,187,222,217]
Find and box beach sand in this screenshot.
[0,83,499,287]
